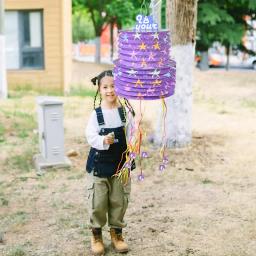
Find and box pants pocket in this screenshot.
[123,178,131,196]
[122,178,131,215]
[87,182,94,209]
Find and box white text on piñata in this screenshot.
[135,14,158,32]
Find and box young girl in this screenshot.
[85,70,135,255]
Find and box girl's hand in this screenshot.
[104,133,114,145]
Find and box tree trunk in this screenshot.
[199,51,209,71]
[225,44,230,71]
[89,8,102,64]
[110,21,114,61]
[0,0,7,99]
[95,36,101,64]
[155,0,198,147]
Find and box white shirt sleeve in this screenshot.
[85,111,110,150]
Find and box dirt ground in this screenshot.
[0,62,256,256]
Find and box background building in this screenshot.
[5,0,72,93]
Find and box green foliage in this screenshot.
[72,0,112,36]
[106,0,136,29]
[0,197,9,206]
[241,99,256,109]
[217,23,244,45]
[7,247,27,256]
[12,211,29,225]
[69,85,95,97]
[8,86,63,98]
[0,108,37,144]
[72,0,141,35]
[161,0,166,29]
[0,123,5,143]
[5,148,35,173]
[1,109,36,132]
[198,3,234,25]
[72,10,95,42]
[17,129,29,139]
[67,173,84,180]
[202,178,214,184]
[72,0,141,62]
[0,103,38,175]
[197,0,256,51]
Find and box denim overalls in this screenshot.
[86,106,134,177]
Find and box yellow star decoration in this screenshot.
[158,58,163,67]
[134,79,144,87]
[152,79,162,86]
[137,92,144,99]
[153,42,160,50]
[139,42,147,50]
[141,58,147,68]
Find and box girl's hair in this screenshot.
[124,98,135,117]
[91,70,113,109]
[91,70,135,117]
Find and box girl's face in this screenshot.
[99,76,117,104]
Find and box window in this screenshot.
[5,10,44,70]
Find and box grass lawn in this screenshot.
[0,66,256,256]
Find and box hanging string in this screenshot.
[159,97,168,170]
[114,98,134,184]
[114,98,145,184]
[161,97,167,149]
[136,99,144,180]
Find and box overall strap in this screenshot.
[118,106,126,124]
[95,107,105,126]
[95,106,126,126]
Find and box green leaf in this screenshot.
[197,0,255,53]
[198,3,234,25]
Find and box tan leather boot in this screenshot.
[91,228,105,255]
[110,228,129,253]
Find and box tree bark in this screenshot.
[89,8,102,64]
[155,0,198,147]
[166,0,197,45]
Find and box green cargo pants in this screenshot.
[86,172,131,229]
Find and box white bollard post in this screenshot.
[34,96,71,174]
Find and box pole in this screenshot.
[150,0,162,28]
[0,0,7,99]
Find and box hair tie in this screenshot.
[91,77,98,86]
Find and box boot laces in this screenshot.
[116,233,124,241]
[94,235,103,243]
